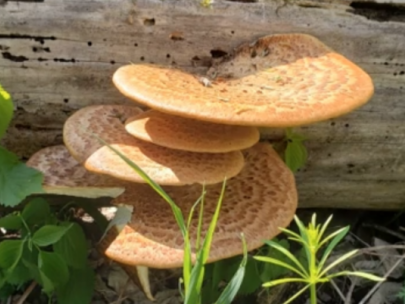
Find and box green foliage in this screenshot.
[254,213,384,304]
[201,238,292,303]
[0,147,44,207]
[101,139,247,304]
[0,83,13,140]
[0,198,94,303]
[284,128,308,173]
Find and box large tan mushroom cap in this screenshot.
[63,105,244,186]
[125,109,260,153]
[103,143,297,268]
[113,33,374,127]
[26,145,125,198]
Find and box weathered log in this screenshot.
[0,0,404,209]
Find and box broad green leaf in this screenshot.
[0,240,24,271]
[22,197,51,226]
[0,147,44,207]
[215,234,248,303]
[284,141,307,173]
[32,224,72,247]
[0,282,15,301]
[56,264,95,304]
[38,251,69,288]
[39,269,54,294]
[0,84,13,140]
[54,222,88,269]
[100,205,132,241]
[0,214,22,230]
[5,261,32,285]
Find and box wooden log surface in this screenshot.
[0,0,405,209]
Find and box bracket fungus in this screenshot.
[63,105,244,186]
[113,33,374,127]
[26,145,125,198]
[125,109,260,153]
[103,143,297,267]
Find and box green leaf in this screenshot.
[38,251,69,288]
[262,277,307,287]
[32,224,73,247]
[319,249,358,277]
[318,226,350,271]
[262,240,308,277]
[22,197,51,226]
[284,141,307,173]
[259,239,291,282]
[0,214,22,230]
[237,257,262,295]
[254,256,304,279]
[39,269,54,294]
[215,234,248,303]
[0,84,13,140]
[5,261,33,285]
[0,240,24,271]
[56,264,95,304]
[327,271,385,281]
[54,222,88,269]
[0,147,44,207]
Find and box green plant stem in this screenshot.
[310,283,317,304]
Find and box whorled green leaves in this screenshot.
[254,214,385,304]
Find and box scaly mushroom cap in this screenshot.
[26,145,125,198]
[63,105,244,186]
[125,109,260,153]
[113,33,374,127]
[102,143,297,268]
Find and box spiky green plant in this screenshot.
[255,213,384,304]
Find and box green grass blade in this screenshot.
[215,234,248,304]
[279,227,303,240]
[318,226,350,272]
[263,240,309,276]
[96,136,187,234]
[262,277,307,287]
[254,256,305,278]
[293,216,311,264]
[196,185,206,251]
[185,180,227,303]
[319,249,358,277]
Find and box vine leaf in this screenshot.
[0,147,44,207]
[0,84,13,140]
[284,128,308,173]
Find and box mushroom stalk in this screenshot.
[136,266,155,301]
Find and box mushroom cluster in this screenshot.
[27,33,373,301]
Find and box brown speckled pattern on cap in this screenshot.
[102,143,297,268]
[113,33,374,127]
[125,109,260,153]
[26,145,125,198]
[63,105,245,185]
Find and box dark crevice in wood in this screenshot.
[348,2,405,22]
[1,52,28,62]
[0,34,56,42]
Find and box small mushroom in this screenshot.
[125,109,260,153]
[112,33,374,127]
[63,105,245,186]
[26,145,125,198]
[101,143,297,299]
